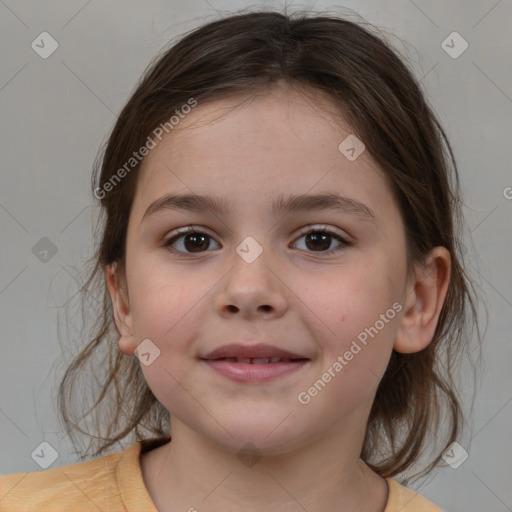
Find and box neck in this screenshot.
[140,419,389,512]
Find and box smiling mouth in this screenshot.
[200,357,310,382]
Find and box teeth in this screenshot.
[251,358,270,364]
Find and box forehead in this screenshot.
[132,85,394,220]
[142,86,349,164]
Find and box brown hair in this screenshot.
[57,8,481,484]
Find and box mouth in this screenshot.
[201,358,309,382]
[199,343,310,382]
[200,342,309,361]
[204,356,308,364]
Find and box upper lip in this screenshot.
[200,343,309,360]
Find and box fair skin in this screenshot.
[106,85,450,512]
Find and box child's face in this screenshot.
[114,86,412,454]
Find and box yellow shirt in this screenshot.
[0,437,443,511]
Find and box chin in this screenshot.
[197,414,309,457]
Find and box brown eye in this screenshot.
[292,227,351,254]
[164,225,351,258]
[305,232,332,251]
[164,228,220,256]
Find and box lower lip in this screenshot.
[201,359,308,382]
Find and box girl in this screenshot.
[0,8,479,511]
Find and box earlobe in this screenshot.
[394,247,451,354]
[105,263,137,356]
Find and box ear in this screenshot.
[394,246,451,354]
[105,263,137,355]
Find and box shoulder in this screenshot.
[0,442,140,512]
[385,478,444,512]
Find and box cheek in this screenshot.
[127,252,207,341]
[300,256,402,387]
[301,256,401,337]
[127,266,206,411]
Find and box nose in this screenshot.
[214,250,288,320]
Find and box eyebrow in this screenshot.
[141,192,376,224]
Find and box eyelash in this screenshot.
[163,225,352,258]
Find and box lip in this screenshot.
[201,359,309,382]
[201,343,307,360]
[199,343,310,383]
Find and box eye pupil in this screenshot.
[306,232,331,251]
[184,233,209,252]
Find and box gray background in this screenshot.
[0,1,511,511]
